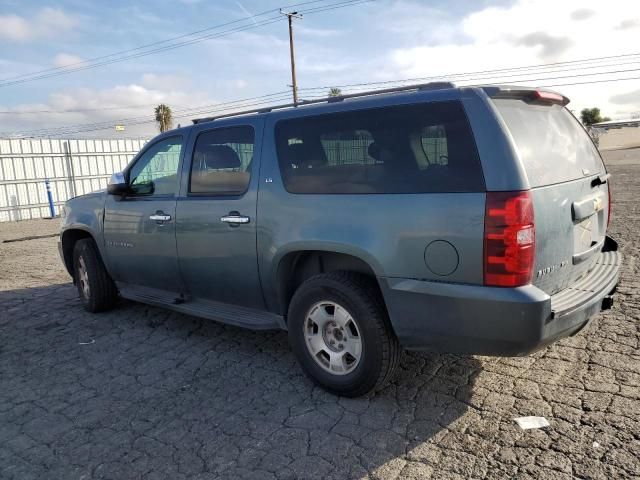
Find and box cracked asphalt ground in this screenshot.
[1,149,639,480]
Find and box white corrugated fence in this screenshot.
[0,138,148,222]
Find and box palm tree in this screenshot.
[328,87,342,97]
[154,104,173,133]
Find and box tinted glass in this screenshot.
[493,99,605,187]
[129,136,182,196]
[275,101,483,194]
[190,126,254,195]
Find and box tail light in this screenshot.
[484,191,535,287]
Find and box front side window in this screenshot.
[275,101,483,194]
[129,136,182,196]
[189,126,254,195]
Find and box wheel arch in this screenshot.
[275,249,386,322]
[60,228,98,277]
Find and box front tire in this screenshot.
[73,239,118,312]
[288,272,400,397]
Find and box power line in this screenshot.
[323,67,640,96]
[298,52,640,92]
[297,0,374,14]
[5,50,638,116]
[0,70,623,137]
[0,16,284,88]
[5,57,639,137]
[0,0,373,88]
[0,90,292,117]
[0,104,167,114]
[7,96,292,137]
[0,0,335,84]
[541,76,640,88]
[7,71,638,138]
[1,91,297,137]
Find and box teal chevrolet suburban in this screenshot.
[59,83,621,396]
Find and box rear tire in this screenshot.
[288,272,400,397]
[73,239,118,312]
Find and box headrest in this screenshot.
[367,142,381,161]
[201,144,241,169]
[287,142,327,168]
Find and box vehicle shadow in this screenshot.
[0,283,482,479]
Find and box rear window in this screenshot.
[275,101,484,194]
[493,99,605,187]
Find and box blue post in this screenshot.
[45,178,55,218]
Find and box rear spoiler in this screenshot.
[481,86,570,106]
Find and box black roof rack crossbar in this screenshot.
[192,81,455,124]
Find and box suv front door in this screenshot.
[175,122,265,310]
[103,135,184,295]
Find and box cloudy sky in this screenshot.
[1,0,639,137]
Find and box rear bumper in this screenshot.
[381,237,621,356]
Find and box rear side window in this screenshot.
[492,99,605,187]
[275,101,484,194]
[189,126,254,195]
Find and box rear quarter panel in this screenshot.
[460,88,530,191]
[257,102,486,314]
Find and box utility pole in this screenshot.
[281,10,302,105]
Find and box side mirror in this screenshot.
[107,172,129,195]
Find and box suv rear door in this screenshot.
[491,97,609,295]
[175,120,265,310]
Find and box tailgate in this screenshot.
[530,178,608,294]
[492,97,610,295]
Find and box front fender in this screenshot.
[60,192,107,271]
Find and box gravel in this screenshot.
[0,150,638,479]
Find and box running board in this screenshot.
[117,283,284,330]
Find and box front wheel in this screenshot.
[287,272,400,397]
[73,239,118,312]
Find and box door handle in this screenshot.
[149,212,172,222]
[220,213,250,225]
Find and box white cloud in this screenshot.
[386,0,640,118]
[141,73,191,91]
[0,76,214,137]
[610,89,640,106]
[296,25,342,38]
[616,18,640,30]
[4,0,640,136]
[234,79,249,89]
[0,14,31,42]
[514,32,572,60]
[39,7,76,31]
[377,1,463,45]
[0,7,77,43]
[53,53,83,68]
[570,8,595,21]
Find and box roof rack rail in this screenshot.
[192,81,456,124]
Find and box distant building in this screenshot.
[591,118,640,150]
